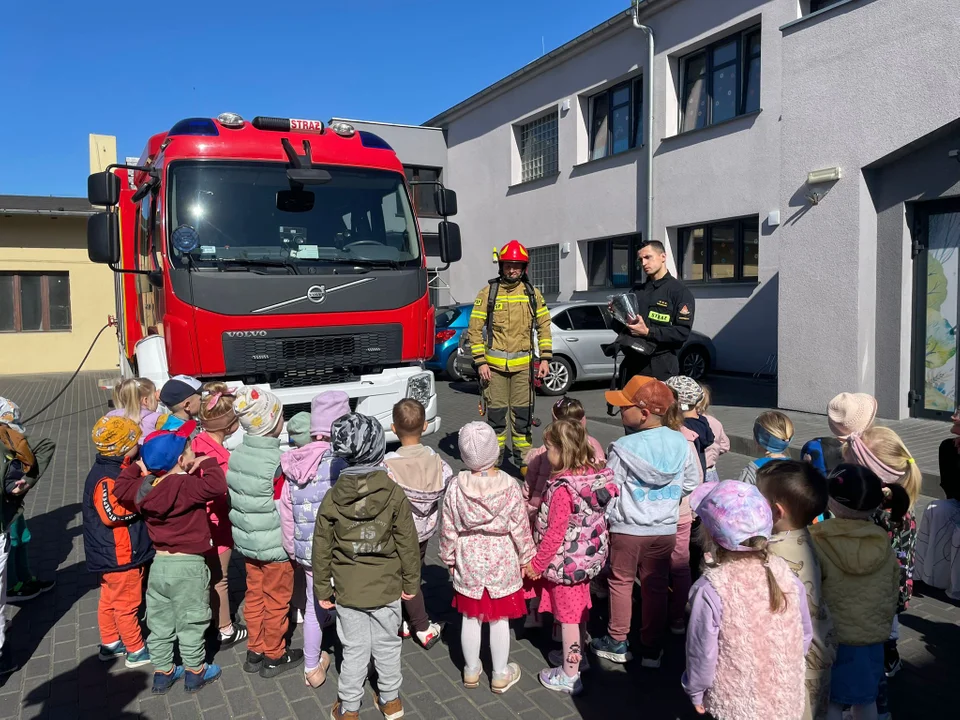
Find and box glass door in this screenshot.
[911,200,960,419]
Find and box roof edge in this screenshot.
[424,1,663,127]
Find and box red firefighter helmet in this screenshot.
[498,240,530,264]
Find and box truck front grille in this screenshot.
[222,325,403,385]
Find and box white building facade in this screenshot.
[416,0,960,421]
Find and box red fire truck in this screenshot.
[87,113,461,441]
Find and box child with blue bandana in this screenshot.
[739,411,794,485]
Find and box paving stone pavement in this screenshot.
[0,372,955,719]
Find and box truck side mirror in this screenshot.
[435,187,458,217]
[88,213,120,264]
[88,172,120,207]
[439,221,462,264]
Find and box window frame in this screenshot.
[586,234,641,290]
[517,110,560,183]
[589,76,644,160]
[528,243,560,296]
[679,25,761,132]
[404,166,443,218]
[0,272,72,333]
[677,217,760,285]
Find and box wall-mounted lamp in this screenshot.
[560,242,571,256]
[767,210,781,227]
[561,98,571,113]
[807,167,842,184]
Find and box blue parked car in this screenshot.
[427,304,472,380]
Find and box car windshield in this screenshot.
[167,161,420,268]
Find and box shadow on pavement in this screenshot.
[22,654,146,719]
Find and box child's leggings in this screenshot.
[461,615,510,675]
[669,518,693,626]
[303,569,331,671]
[560,622,587,677]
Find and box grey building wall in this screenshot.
[777,0,960,418]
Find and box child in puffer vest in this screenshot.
[278,392,349,688]
[529,419,617,696]
[384,398,451,650]
[683,480,812,720]
[809,465,903,720]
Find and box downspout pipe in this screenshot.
[632,3,654,245]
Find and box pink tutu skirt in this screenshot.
[453,588,527,622]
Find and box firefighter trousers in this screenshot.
[485,368,533,467]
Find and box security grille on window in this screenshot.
[0,272,72,332]
[518,111,559,183]
[678,217,759,283]
[528,244,560,296]
[680,26,761,133]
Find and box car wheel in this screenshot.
[445,352,462,381]
[680,346,710,380]
[540,357,574,396]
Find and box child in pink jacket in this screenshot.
[440,422,535,694]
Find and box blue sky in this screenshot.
[0,1,631,197]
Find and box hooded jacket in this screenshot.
[114,456,226,555]
[312,465,420,610]
[605,426,701,537]
[683,414,715,476]
[439,470,536,599]
[279,440,345,567]
[226,434,286,562]
[82,454,155,573]
[1,431,55,534]
[384,444,453,542]
[703,414,730,469]
[191,432,233,554]
[809,518,899,646]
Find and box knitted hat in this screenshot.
[605,375,674,414]
[311,391,351,437]
[287,412,312,448]
[160,375,201,408]
[92,416,141,456]
[826,463,884,519]
[459,421,500,472]
[0,397,24,434]
[827,393,878,440]
[665,376,704,412]
[234,387,284,437]
[691,480,773,551]
[331,413,386,466]
[141,420,197,473]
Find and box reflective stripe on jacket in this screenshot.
[466,281,552,369]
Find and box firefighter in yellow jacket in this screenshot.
[466,240,552,470]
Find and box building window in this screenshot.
[528,244,560,296]
[404,166,442,217]
[680,26,761,133]
[809,0,844,11]
[678,217,759,283]
[0,272,72,333]
[586,234,640,289]
[589,77,643,161]
[518,111,559,183]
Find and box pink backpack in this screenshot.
[534,467,617,586]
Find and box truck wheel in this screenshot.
[541,357,573,396]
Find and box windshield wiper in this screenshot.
[341,258,401,270]
[215,258,300,275]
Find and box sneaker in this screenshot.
[376,696,405,720]
[6,581,41,603]
[98,641,126,661]
[219,623,248,649]
[462,665,481,689]
[400,620,411,639]
[884,641,902,678]
[538,666,583,695]
[639,645,663,669]
[670,622,687,636]
[30,577,56,594]
[151,666,185,694]
[590,635,632,664]
[547,649,590,672]
[331,701,361,720]
[243,650,264,674]
[260,648,304,678]
[491,662,521,694]
[124,647,151,669]
[185,663,222,693]
[305,651,332,688]
[414,623,442,650]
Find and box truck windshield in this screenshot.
[167,161,421,268]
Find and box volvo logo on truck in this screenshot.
[307,285,326,304]
[226,330,267,338]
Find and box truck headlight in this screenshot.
[406,372,433,406]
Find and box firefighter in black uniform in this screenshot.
[611,240,695,383]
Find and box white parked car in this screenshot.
[455,301,716,395]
